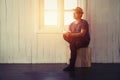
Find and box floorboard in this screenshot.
[0,63,120,80]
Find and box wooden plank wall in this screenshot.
[87,0,120,63]
[0,0,120,63]
[0,0,36,63]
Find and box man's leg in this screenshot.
[69,44,77,68]
[63,35,80,71]
[63,43,77,71]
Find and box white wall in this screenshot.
[0,0,68,63]
[0,0,120,63]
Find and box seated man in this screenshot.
[63,7,90,71]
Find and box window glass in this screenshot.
[44,0,58,26]
[44,0,58,10]
[64,12,75,25]
[64,0,77,10]
[64,0,77,25]
[44,11,58,25]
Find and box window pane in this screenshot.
[64,0,77,10]
[44,0,58,10]
[44,11,58,25]
[64,12,75,25]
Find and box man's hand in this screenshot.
[63,32,71,37]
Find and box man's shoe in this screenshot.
[63,66,74,71]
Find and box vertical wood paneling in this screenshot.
[6,0,13,63]
[12,0,20,63]
[31,0,37,63]
[118,0,120,63]
[37,35,44,63]
[112,0,120,63]
[0,0,1,63]
[37,34,67,63]
[107,0,116,63]
[55,35,68,63]
[95,0,108,63]
[24,0,32,63]
[0,0,120,63]
[0,0,7,63]
[87,0,96,63]
[16,0,26,63]
[89,0,120,63]
[107,4,114,63]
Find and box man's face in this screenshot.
[73,11,82,20]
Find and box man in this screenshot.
[63,7,90,71]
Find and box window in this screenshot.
[44,0,58,26]
[34,0,86,33]
[64,0,77,25]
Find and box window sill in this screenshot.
[35,27,65,34]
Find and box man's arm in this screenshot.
[69,29,87,37]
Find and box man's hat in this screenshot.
[74,7,84,14]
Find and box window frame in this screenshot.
[33,0,87,33]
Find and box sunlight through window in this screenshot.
[64,0,77,10]
[44,0,58,26]
[44,11,58,25]
[64,12,74,25]
[64,0,77,25]
[44,0,78,26]
[44,0,57,10]
[35,0,86,33]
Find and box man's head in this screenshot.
[73,7,84,20]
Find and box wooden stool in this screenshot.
[75,47,91,67]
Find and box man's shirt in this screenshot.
[69,19,90,42]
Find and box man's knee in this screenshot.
[63,34,66,39]
[63,34,69,40]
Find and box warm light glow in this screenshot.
[44,11,58,25]
[64,0,77,10]
[44,0,58,26]
[64,12,75,25]
[64,0,77,25]
[44,0,77,26]
[44,0,57,10]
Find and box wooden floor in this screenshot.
[0,63,120,80]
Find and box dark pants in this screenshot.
[63,34,89,67]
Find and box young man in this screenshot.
[63,7,90,71]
